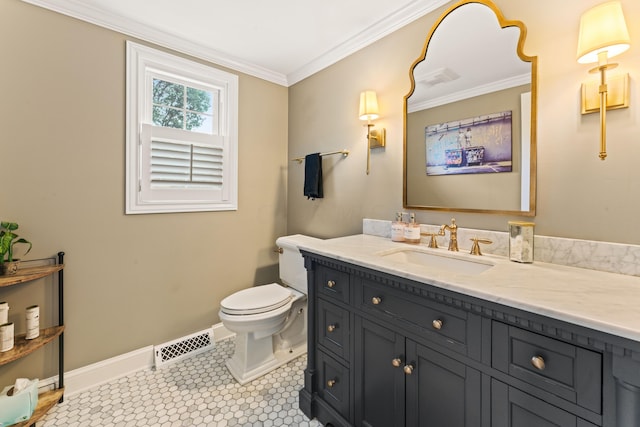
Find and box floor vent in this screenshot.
[154,328,214,369]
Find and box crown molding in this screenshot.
[21,0,450,87]
[287,0,452,85]
[20,0,289,86]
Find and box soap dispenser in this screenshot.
[391,212,406,242]
[403,213,421,244]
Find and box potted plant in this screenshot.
[0,221,32,276]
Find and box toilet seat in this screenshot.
[220,283,293,315]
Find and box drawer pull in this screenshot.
[531,355,546,371]
[391,358,402,368]
[371,296,382,305]
[327,324,337,333]
[432,319,443,330]
[327,280,336,288]
[327,379,337,388]
[403,363,415,375]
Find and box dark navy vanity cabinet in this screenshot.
[299,251,640,427]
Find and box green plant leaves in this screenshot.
[0,222,31,263]
[0,221,18,231]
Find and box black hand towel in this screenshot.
[303,153,323,200]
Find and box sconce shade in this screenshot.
[359,91,379,121]
[577,1,630,64]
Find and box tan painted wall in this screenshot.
[288,0,640,244]
[0,0,288,383]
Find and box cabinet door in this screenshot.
[354,317,405,427]
[405,340,482,427]
[491,379,598,427]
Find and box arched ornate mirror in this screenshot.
[404,0,537,216]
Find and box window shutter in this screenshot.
[150,140,223,188]
[137,124,230,208]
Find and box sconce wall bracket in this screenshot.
[582,72,629,115]
[368,128,386,149]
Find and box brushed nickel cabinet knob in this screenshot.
[327,280,336,288]
[371,296,382,305]
[403,364,415,375]
[391,358,402,367]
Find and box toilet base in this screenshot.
[225,338,306,385]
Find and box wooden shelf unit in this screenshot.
[0,253,65,427]
[0,326,65,366]
[0,265,64,288]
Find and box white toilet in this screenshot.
[218,234,320,384]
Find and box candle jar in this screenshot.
[0,322,14,352]
[0,302,8,325]
[25,305,39,340]
[509,221,534,263]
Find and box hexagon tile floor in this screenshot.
[41,338,323,427]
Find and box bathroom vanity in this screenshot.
[298,234,640,427]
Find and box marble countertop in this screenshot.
[299,234,640,343]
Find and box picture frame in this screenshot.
[425,111,512,176]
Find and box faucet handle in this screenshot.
[470,237,492,256]
[420,232,439,248]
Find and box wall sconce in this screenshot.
[359,90,386,175]
[577,1,630,160]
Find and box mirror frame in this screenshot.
[403,0,537,216]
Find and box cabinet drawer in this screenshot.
[357,278,468,351]
[316,265,350,304]
[318,298,350,360]
[317,350,350,420]
[491,379,599,427]
[492,321,602,414]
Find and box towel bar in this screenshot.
[292,150,349,164]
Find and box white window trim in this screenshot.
[126,41,238,214]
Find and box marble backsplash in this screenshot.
[363,218,640,278]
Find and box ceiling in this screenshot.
[22,0,451,86]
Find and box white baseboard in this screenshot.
[40,323,235,397]
[38,345,154,397]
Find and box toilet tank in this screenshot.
[276,234,322,294]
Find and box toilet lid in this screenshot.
[220,283,293,315]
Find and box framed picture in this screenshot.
[425,111,512,176]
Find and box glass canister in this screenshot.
[508,221,534,263]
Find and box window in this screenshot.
[126,42,238,214]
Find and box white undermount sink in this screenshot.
[377,247,494,275]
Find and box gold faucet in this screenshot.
[439,218,458,251]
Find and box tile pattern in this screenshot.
[41,338,321,427]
